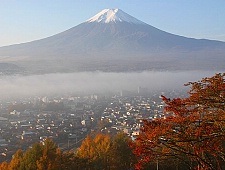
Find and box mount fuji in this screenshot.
[0,9,225,74]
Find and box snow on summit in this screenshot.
[86,8,146,24]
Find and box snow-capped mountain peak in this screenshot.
[86,8,146,24]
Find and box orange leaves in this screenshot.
[77,132,136,169]
[0,162,8,170]
[93,133,111,156]
[8,149,23,170]
[133,73,225,170]
[76,133,112,169]
[77,135,95,159]
[77,133,111,162]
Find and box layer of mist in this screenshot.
[0,71,221,100]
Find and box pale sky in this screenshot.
[0,0,225,47]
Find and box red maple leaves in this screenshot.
[133,73,225,170]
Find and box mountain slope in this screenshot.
[0,9,224,74]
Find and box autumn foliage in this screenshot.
[77,132,135,170]
[1,73,225,170]
[0,133,135,170]
[0,139,87,170]
[133,73,225,170]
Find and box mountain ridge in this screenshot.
[86,8,146,24]
[0,8,224,74]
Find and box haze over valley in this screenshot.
[0,70,220,101]
[0,2,225,167]
[0,8,224,100]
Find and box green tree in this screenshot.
[55,150,82,170]
[110,132,136,170]
[21,143,43,170]
[4,138,87,170]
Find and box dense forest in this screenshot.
[1,73,225,170]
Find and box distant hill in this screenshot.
[0,63,23,75]
[0,9,224,74]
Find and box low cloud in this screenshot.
[0,71,219,100]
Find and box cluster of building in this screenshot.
[98,95,166,138]
[0,89,185,162]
